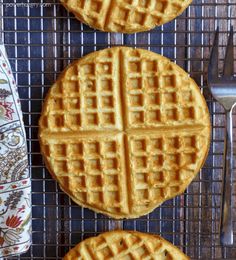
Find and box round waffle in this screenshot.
[63,230,189,259]
[39,47,211,219]
[60,0,192,33]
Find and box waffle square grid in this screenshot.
[60,0,192,33]
[39,47,210,218]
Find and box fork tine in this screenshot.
[223,26,234,77]
[208,27,219,82]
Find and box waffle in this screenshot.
[39,47,211,219]
[60,0,192,33]
[63,230,190,259]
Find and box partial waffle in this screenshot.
[63,230,190,259]
[39,47,211,219]
[60,0,192,33]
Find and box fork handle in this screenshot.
[220,109,234,245]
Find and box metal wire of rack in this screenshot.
[1,0,236,259]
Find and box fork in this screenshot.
[208,26,235,246]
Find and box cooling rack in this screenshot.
[1,0,236,259]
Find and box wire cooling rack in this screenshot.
[1,0,236,259]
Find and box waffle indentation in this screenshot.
[128,131,206,214]
[39,47,210,218]
[41,49,122,132]
[123,48,205,128]
[42,134,128,215]
[60,0,192,33]
[63,231,189,260]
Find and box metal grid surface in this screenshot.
[1,0,236,259]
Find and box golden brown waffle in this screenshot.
[63,230,190,259]
[60,0,192,33]
[39,47,211,219]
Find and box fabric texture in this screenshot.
[0,44,31,257]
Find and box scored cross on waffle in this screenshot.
[39,47,211,219]
[63,230,190,259]
[60,0,192,33]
